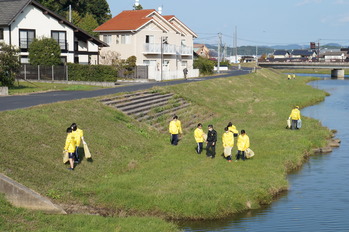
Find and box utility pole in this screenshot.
[217,33,222,73]
[234,26,238,64]
[160,36,163,81]
[68,5,72,22]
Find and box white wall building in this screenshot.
[0,0,107,64]
[94,9,199,81]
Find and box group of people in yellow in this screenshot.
[64,123,85,170]
[169,115,251,162]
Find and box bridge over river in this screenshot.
[258,62,349,78]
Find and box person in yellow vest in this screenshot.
[71,123,85,163]
[194,123,205,154]
[236,129,250,161]
[289,106,301,130]
[222,127,234,162]
[64,127,77,170]
[169,115,182,145]
[227,122,239,137]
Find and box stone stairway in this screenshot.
[100,91,196,131]
[101,91,216,133]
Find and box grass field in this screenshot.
[278,68,349,75]
[0,69,331,230]
[8,81,105,95]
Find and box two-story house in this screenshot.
[94,9,198,81]
[0,0,107,64]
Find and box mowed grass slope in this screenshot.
[0,194,178,232]
[0,69,331,227]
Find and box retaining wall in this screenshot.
[0,173,66,214]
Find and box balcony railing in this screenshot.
[180,46,193,56]
[143,43,192,56]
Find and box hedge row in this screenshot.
[68,63,117,82]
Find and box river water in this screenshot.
[181,76,349,231]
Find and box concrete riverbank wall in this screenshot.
[0,173,66,214]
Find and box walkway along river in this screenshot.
[181,77,349,231]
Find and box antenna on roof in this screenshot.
[158,5,163,14]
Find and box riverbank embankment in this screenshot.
[0,69,332,231]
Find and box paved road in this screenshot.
[0,69,251,112]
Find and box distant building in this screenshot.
[193,44,210,59]
[273,50,290,59]
[320,51,348,62]
[291,49,317,59]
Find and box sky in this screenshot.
[106,0,349,47]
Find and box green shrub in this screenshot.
[193,57,214,75]
[68,63,117,82]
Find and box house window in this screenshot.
[103,35,112,45]
[145,35,154,44]
[19,29,35,50]
[120,35,131,44]
[0,28,3,40]
[181,39,186,46]
[51,31,67,50]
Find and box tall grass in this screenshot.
[0,69,331,226]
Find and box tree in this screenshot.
[0,42,21,87]
[36,0,111,25]
[86,0,112,25]
[28,37,62,66]
[76,13,99,37]
[133,4,143,10]
[122,56,137,78]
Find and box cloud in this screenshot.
[338,15,349,22]
[296,0,323,6]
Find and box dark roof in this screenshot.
[0,0,29,26]
[0,0,108,47]
[291,50,315,56]
[273,50,289,55]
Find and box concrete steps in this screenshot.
[101,91,214,133]
[101,91,190,120]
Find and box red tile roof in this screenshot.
[162,15,175,21]
[94,9,156,32]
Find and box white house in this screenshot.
[94,9,199,81]
[0,0,108,64]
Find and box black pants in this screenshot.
[206,142,216,157]
[74,146,80,161]
[236,150,246,160]
[291,120,298,130]
[197,142,203,154]
[171,134,178,145]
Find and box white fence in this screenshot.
[148,69,199,81]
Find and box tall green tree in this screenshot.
[76,13,99,37]
[36,0,111,25]
[28,38,62,66]
[86,0,111,25]
[0,42,21,87]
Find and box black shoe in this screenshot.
[67,168,74,171]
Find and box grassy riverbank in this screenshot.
[279,68,349,75]
[8,81,105,95]
[0,69,331,230]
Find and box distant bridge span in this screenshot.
[258,62,349,78]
